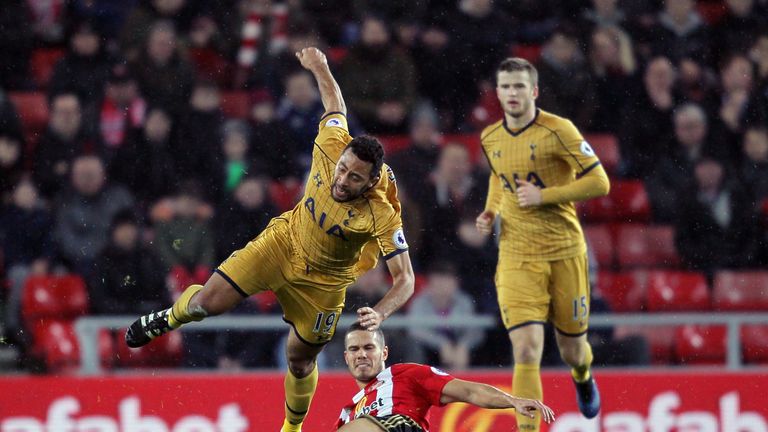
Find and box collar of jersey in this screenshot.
[502,108,540,137]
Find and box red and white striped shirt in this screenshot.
[335,363,454,431]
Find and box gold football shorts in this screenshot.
[216,217,354,345]
[495,253,590,336]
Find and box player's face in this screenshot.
[344,330,388,383]
[496,70,538,119]
[332,150,377,202]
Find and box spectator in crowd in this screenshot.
[214,175,276,262]
[445,0,515,82]
[265,24,326,95]
[407,261,485,370]
[675,157,761,274]
[647,103,718,222]
[250,89,301,180]
[111,107,177,209]
[48,20,113,105]
[233,0,291,89]
[536,28,597,130]
[416,143,483,267]
[339,14,417,133]
[410,20,473,130]
[0,179,54,340]
[0,131,25,197]
[26,0,69,46]
[647,0,711,65]
[53,155,134,277]
[387,105,441,199]
[33,92,94,198]
[0,0,33,89]
[676,57,717,105]
[619,57,677,178]
[712,0,766,66]
[66,0,138,42]
[174,80,224,197]
[277,70,324,171]
[130,20,195,117]
[98,64,147,161]
[120,0,196,61]
[588,26,637,134]
[88,210,169,315]
[746,33,768,126]
[211,119,257,198]
[741,126,768,204]
[154,180,215,293]
[448,214,498,313]
[707,54,754,158]
[576,0,632,43]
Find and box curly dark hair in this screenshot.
[345,135,385,179]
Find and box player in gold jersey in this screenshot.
[125,47,415,432]
[475,57,610,431]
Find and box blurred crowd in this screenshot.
[1,0,768,371]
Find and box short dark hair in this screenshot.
[345,135,385,179]
[496,57,539,87]
[346,322,386,347]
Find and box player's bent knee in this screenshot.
[287,357,316,378]
[191,273,245,315]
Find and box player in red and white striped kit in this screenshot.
[335,324,555,432]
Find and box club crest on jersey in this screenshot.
[393,228,408,250]
[580,141,595,157]
[325,117,343,128]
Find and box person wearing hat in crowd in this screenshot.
[49,19,113,105]
[98,63,147,161]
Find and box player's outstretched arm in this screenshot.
[296,47,346,116]
[357,252,415,331]
[439,379,556,424]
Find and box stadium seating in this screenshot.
[584,134,619,175]
[713,271,768,311]
[596,270,647,312]
[21,275,89,324]
[189,47,231,87]
[615,224,679,268]
[29,320,114,372]
[269,180,303,212]
[616,325,675,364]
[116,328,183,368]
[646,271,710,311]
[584,224,613,268]
[674,325,726,365]
[742,325,768,364]
[511,44,543,62]
[29,48,65,88]
[609,180,651,222]
[220,91,251,119]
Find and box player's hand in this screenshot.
[515,179,542,207]
[295,47,328,72]
[475,210,496,235]
[357,307,384,331]
[511,397,556,424]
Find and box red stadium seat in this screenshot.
[116,327,183,368]
[189,47,231,86]
[596,270,647,312]
[616,325,675,364]
[584,134,619,175]
[579,193,615,223]
[615,224,680,268]
[609,180,651,222]
[713,271,768,311]
[511,44,543,62]
[742,325,768,364]
[674,325,726,365]
[22,275,89,324]
[327,47,349,64]
[9,92,49,133]
[377,135,411,155]
[30,320,114,372]
[646,271,710,312]
[221,91,251,119]
[584,224,613,268]
[29,48,66,88]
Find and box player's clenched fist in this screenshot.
[295,47,328,71]
[475,210,496,235]
[515,179,542,207]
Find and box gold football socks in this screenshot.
[513,363,542,431]
[282,365,319,432]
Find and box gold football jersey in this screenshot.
[482,109,603,261]
[286,112,407,277]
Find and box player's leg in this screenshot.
[125,272,246,347]
[281,329,324,432]
[336,417,386,432]
[125,219,286,348]
[496,261,551,432]
[550,254,600,418]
